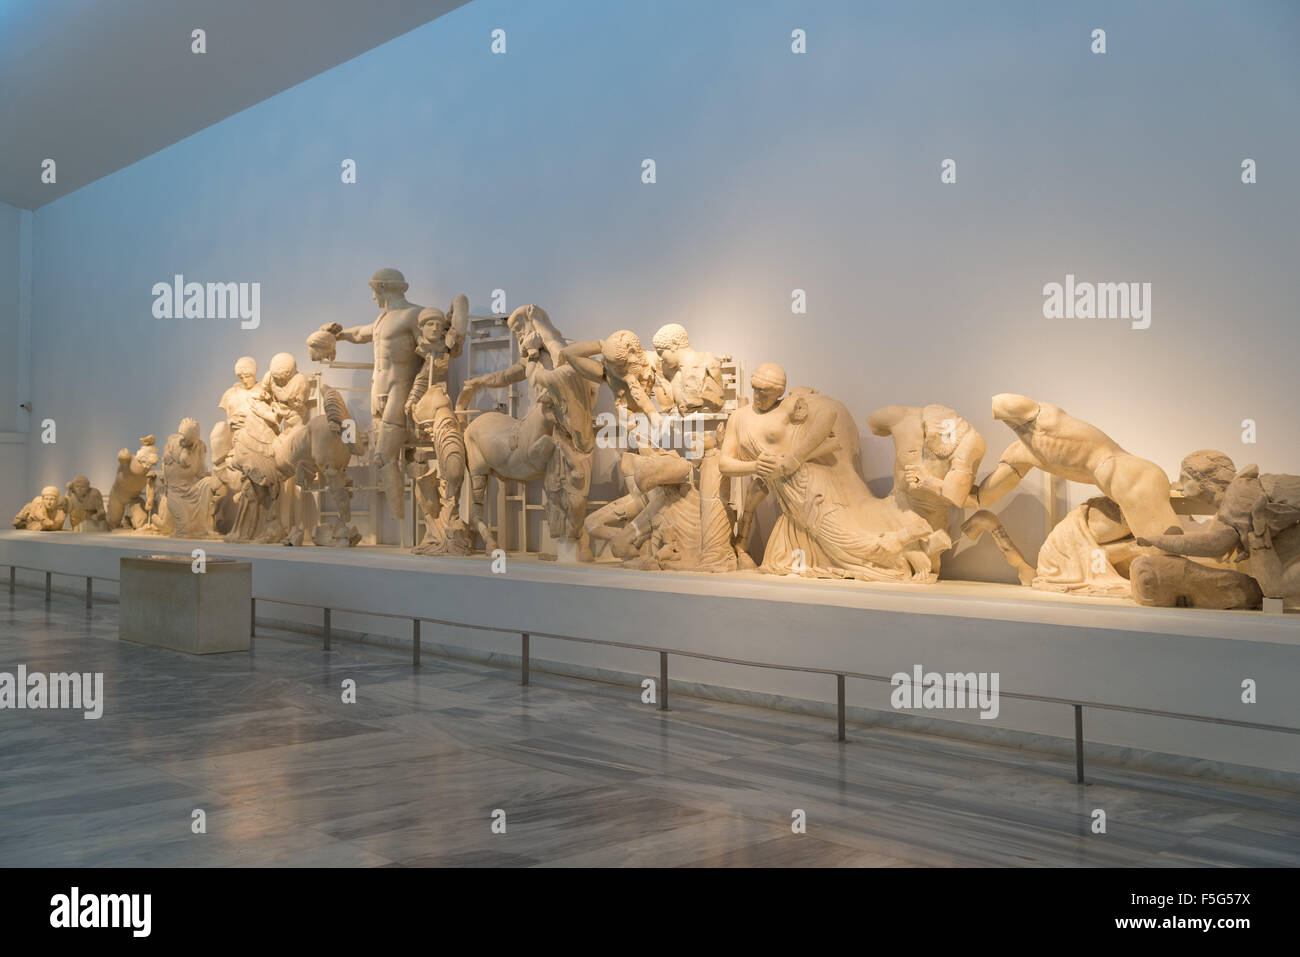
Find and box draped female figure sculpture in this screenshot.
[718,363,946,582]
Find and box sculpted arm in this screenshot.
[1137,520,1240,558]
[321,321,374,344]
[447,295,469,358]
[867,405,907,438]
[457,360,528,411]
[944,427,986,507]
[755,401,839,482]
[559,341,607,383]
[718,415,757,477]
[787,403,838,466]
[406,355,431,413]
[973,440,1036,508]
[624,377,662,427]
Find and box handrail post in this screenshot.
[659,651,669,712]
[8,565,14,595]
[836,674,846,742]
[1074,704,1085,784]
[323,608,331,651]
[521,632,529,686]
[412,618,421,667]
[249,598,256,637]
[85,577,92,609]
[44,571,51,603]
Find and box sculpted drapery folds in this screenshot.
[719,363,946,583]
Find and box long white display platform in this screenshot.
[3,530,1298,786]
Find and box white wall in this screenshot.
[19,0,1300,579]
[0,199,31,509]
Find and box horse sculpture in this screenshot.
[215,382,364,546]
[459,399,556,552]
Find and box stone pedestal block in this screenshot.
[119,554,251,654]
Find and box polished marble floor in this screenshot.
[1,587,1296,867]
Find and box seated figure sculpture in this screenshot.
[65,476,109,532]
[868,403,985,574]
[154,418,227,539]
[717,363,945,582]
[1132,450,1298,608]
[963,497,1141,597]
[13,486,67,531]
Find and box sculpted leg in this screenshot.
[734,478,767,568]
[373,421,409,520]
[1107,457,1183,539]
[962,509,1035,586]
[468,470,496,552]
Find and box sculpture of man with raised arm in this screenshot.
[318,268,424,519]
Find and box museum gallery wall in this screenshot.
[3,0,1298,611]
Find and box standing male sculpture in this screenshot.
[319,268,426,520]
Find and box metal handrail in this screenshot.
[6,560,1299,785]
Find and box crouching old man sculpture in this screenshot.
[718,363,946,582]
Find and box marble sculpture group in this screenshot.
[15,268,1299,612]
